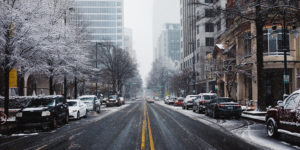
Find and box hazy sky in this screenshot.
[124,0,154,84]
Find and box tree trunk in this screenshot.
[17,72,24,96]
[4,67,9,116]
[74,77,77,99]
[49,76,54,95]
[256,2,266,111]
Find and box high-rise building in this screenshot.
[124,28,136,60]
[156,23,180,62]
[153,0,180,61]
[72,0,124,48]
[180,0,226,93]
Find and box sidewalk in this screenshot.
[241,111,266,123]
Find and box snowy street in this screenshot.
[0,100,299,150]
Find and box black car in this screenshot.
[16,95,69,130]
[106,95,121,107]
[192,93,217,113]
[205,97,242,119]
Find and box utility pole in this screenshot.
[95,42,98,97]
[63,10,68,101]
[282,9,289,97]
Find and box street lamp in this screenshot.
[272,9,299,99]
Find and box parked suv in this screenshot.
[193,93,217,113]
[182,95,197,110]
[266,90,300,137]
[79,95,101,113]
[106,95,121,107]
[16,95,69,130]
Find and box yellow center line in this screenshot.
[146,105,155,150]
[141,104,146,150]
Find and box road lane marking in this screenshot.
[141,104,146,150]
[146,105,155,150]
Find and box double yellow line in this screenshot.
[141,104,155,150]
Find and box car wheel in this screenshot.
[267,118,278,137]
[83,110,88,118]
[182,105,185,109]
[77,112,80,120]
[64,114,69,124]
[192,107,196,112]
[212,110,218,118]
[51,118,57,129]
[235,115,241,120]
[97,106,101,114]
[205,109,209,116]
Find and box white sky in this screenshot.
[124,0,154,84]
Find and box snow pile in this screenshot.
[241,113,265,122]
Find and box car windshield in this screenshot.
[27,99,55,107]
[217,98,236,103]
[203,95,217,100]
[109,95,118,99]
[80,97,94,101]
[67,101,77,107]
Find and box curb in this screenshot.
[241,115,265,124]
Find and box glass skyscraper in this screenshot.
[72,0,124,47]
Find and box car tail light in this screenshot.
[200,101,206,104]
[235,105,241,108]
[217,104,224,107]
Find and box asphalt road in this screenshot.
[0,100,265,150]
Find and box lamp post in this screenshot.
[272,8,299,99]
[95,42,99,97]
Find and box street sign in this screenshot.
[215,85,218,90]
[283,75,289,84]
[9,69,17,88]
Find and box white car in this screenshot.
[182,95,198,109]
[67,100,87,119]
[79,95,101,113]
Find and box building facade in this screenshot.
[156,23,181,62]
[213,0,300,107]
[72,0,124,48]
[153,0,180,61]
[180,0,226,94]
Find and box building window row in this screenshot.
[79,14,122,20]
[74,1,122,7]
[263,29,290,55]
[86,28,122,34]
[77,8,122,14]
[86,21,122,27]
[206,37,214,46]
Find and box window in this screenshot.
[205,9,215,17]
[197,39,200,48]
[216,20,221,31]
[197,25,200,34]
[205,23,214,32]
[244,32,251,56]
[206,37,214,46]
[205,0,213,3]
[285,94,300,109]
[263,29,290,55]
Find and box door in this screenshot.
[281,93,300,131]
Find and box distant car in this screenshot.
[106,95,121,107]
[193,93,217,113]
[147,98,155,103]
[174,97,184,106]
[120,97,125,105]
[182,95,197,110]
[206,97,242,119]
[266,90,300,137]
[16,95,69,130]
[67,100,87,120]
[79,95,101,113]
[168,97,176,105]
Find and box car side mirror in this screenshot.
[277,100,284,107]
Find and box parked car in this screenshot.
[167,97,176,105]
[266,90,300,137]
[120,97,125,105]
[206,97,242,118]
[16,95,69,130]
[106,95,121,107]
[193,93,217,113]
[79,95,101,113]
[67,99,87,120]
[147,98,155,103]
[164,97,170,104]
[174,97,184,106]
[182,95,197,110]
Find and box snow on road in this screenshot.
[155,101,300,150]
